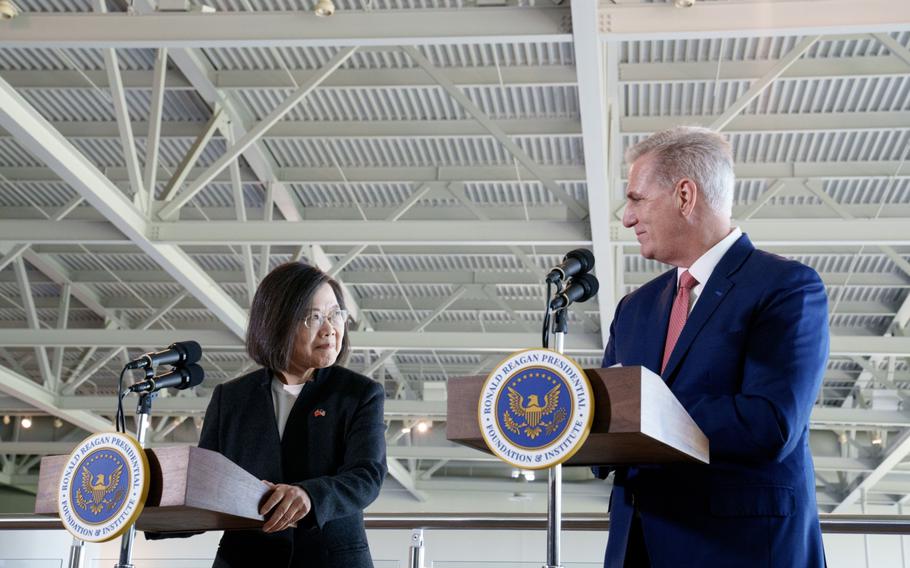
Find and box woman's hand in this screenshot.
[259,481,312,533]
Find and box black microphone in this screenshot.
[125,341,202,370]
[549,273,600,310]
[546,249,595,284]
[128,363,205,393]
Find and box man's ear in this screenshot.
[676,178,698,218]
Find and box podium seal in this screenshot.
[57,432,149,542]
[478,348,593,470]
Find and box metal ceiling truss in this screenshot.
[0,2,909,508]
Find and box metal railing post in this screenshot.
[408,528,426,568]
[67,537,85,568]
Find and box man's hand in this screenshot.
[259,481,312,533]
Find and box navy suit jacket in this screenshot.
[600,234,828,568]
[199,365,387,568]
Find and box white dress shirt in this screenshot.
[677,227,743,314]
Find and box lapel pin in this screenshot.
[314,409,326,418]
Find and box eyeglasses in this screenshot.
[302,308,349,330]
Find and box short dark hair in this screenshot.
[246,262,350,372]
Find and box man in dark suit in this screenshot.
[599,126,829,567]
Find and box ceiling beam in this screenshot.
[598,0,910,40]
[61,291,190,395]
[157,47,358,221]
[9,54,908,92]
[401,45,587,219]
[710,35,820,132]
[1,119,583,140]
[0,365,110,432]
[98,1,148,213]
[6,161,910,184]
[810,408,910,429]
[0,220,127,244]
[6,218,910,247]
[12,259,54,390]
[159,218,910,247]
[0,329,604,353]
[363,286,468,377]
[0,66,577,90]
[572,0,615,344]
[7,267,901,290]
[619,55,910,83]
[121,13,365,342]
[151,220,591,246]
[0,73,249,338]
[883,248,910,334]
[873,33,910,68]
[0,8,571,48]
[142,47,168,216]
[10,203,910,224]
[813,456,879,474]
[0,330,905,357]
[19,249,128,329]
[386,458,428,502]
[3,292,894,318]
[623,112,910,134]
[832,429,910,512]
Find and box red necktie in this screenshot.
[661,270,699,374]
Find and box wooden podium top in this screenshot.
[36,446,268,533]
[447,366,709,466]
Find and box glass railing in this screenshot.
[87,561,399,568]
[91,561,210,568]
[4,513,910,568]
[7,512,910,533]
[432,563,601,568]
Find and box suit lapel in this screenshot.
[285,366,330,429]
[252,369,284,480]
[281,367,332,480]
[662,234,754,382]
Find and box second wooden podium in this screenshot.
[447,366,709,466]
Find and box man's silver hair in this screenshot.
[625,126,735,217]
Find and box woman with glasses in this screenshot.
[198,262,387,568]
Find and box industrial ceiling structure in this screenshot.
[0,0,909,513]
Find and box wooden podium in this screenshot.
[447,366,709,466]
[35,446,267,533]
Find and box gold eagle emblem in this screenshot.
[76,463,124,515]
[503,384,568,440]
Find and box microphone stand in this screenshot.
[115,369,158,568]
[543,290,570,568]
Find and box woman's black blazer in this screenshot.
[198,365,387,568]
